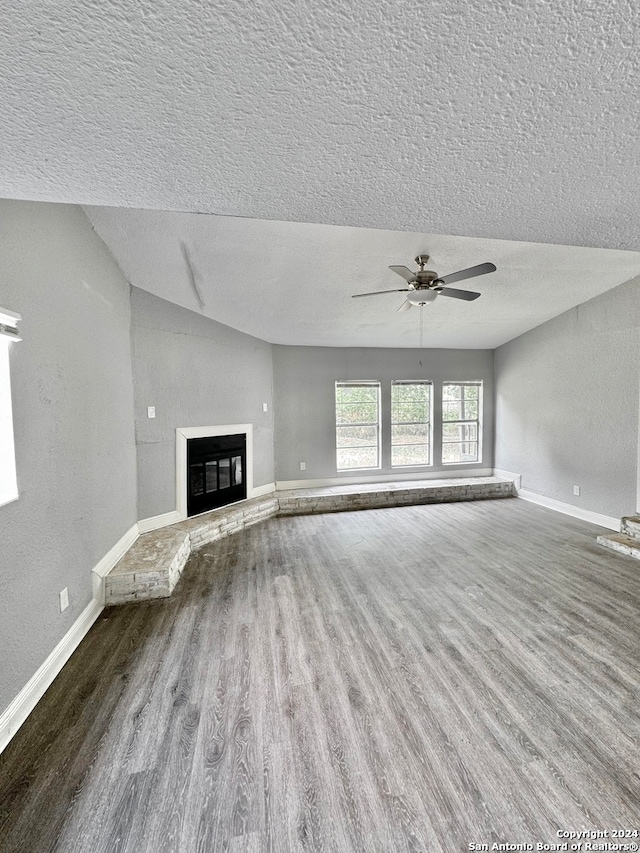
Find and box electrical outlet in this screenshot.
[262,402,268,412]
[59,587,69,612]
[573,485,580,496]
[300,462,306,471]
[147,406,156,419]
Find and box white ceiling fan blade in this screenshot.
[389,265,418,284]
[397,299,413,312]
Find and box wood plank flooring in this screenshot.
[3,498,640,851]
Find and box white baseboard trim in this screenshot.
[0,597,104,755]
[517,489,620,531]
[91,523,139,604]
[138,511,182,534]
[250,482,276,498]
[492,468,522,490]
[276,469,495,491]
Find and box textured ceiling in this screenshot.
[2,0,640,252]
[84,206,640,348]
[3,0,640,347]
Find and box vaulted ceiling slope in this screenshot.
[84,207,640,348]
[2,0,640,252]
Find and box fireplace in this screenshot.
[176,424,254,520]
[186,433,247,516]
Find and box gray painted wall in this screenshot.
[272,346,494,482]
[131,288,275,520]
[0,201,137,712]
[494,276,640,519]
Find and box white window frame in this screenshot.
[335,381,381,472]
[391,380,433,468]
[0,308,22,508]
[442,381,483,465]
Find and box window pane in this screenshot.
[336,382,380,470]
[442,401,462,421]
[336,385,378,404]
[0,339,18,506]
[392,384,430,403]
[442,444,461,463]
[463,400,478,419]
[442,423,477,441]
[392,402,429,423]
[392,423,429,444]
[336,425,379,447]
[391,382,431,468]
[442,442,479,463]
[443,384,462,401]
[442,382,482,464]
[337,447,378,469]
[336,402,378,425]
[392,445,430,466]
[442,423,458,440]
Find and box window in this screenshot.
[442,382,482,463]
[0,308,21,507]
[335,381,380,470]
[391,381,432,466]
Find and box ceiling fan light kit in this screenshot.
[352,254,497,309]
[407,289,438,306]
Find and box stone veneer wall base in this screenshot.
[106,480,513,605]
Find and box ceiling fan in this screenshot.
[352,255,497,311]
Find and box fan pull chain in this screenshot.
[420,305,424,348]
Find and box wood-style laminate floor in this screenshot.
[2,498,640,852]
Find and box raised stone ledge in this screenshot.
[596,532,640,560]
[277,477,512,516]
[106,478,513,605]
[621,516,640,538]
[106,496,277,605]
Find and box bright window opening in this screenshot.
[391,381,432,467]
[335,381,381,471]
[442,382,482,463]
[0,337,18,506]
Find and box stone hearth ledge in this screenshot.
[106,477,513,605]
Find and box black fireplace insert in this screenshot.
[187,434,246,516]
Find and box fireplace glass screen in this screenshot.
[187,434,246,516]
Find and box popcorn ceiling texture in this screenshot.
[1,0,639,250]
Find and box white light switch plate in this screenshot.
[147,406,156,419]
[59,587,69,612]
